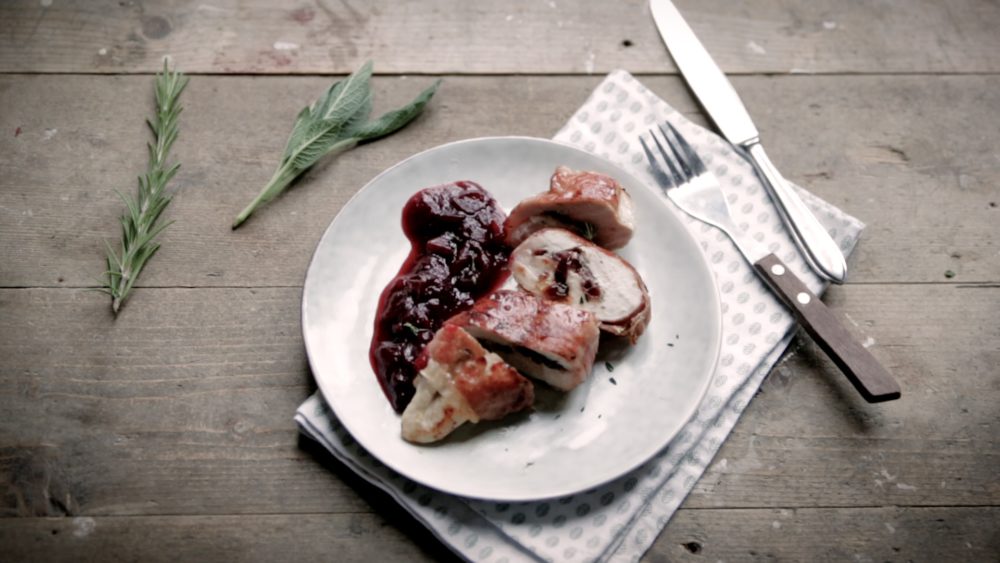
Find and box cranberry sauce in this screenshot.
[370,181,510,412]
[544,248,602,302]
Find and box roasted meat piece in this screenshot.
[447,290,600,391]
[401,325,534,443]
[505,166,635,249]
[511,228,651,343]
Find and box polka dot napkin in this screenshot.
[295,70,864,562]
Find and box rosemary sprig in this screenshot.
[101,61,188,315]
[232,60,441,229]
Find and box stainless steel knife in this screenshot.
[649,0,848,284]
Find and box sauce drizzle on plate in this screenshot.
[369,181,509,412]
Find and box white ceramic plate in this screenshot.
[302,137,721,501]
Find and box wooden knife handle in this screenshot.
[753,253,901,403]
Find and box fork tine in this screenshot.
[642,134,684,190]
[656,124,693,181]
[664,122,707,176]
[639,136,674,189]
[649,128,686,186]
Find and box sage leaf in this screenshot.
[232,61,441,229]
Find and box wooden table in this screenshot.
[2,1,997,560]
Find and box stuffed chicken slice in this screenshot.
[401,325,534,444]
[447,290,600,391]
[512,228,651,344]
[505,166,635,249]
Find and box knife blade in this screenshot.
[649,0,848,284]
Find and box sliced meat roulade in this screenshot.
[505,166,635,250]
[401,325,534,444]
[511,228,651,344]
[447,290,600,392]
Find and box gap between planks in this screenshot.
[4,71,1000,78]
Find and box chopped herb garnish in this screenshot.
[579,296,585,305]
[609,377,617,385]
[402,322,422,335]
[944,270,956,279]
[581,222,597,240]
[605,361,615,372]
[667,342,674,347]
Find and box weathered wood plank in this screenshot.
[0,287,365,517]
[1,75,997,289]
[648,506,1000,562]
[1,0,998,74]
[686,280,1000,509]
[0,507,995,562]
[0,284,996,517]
[0,513,453,562]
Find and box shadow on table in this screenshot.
[297,434,463,563]
[786,329,894,433]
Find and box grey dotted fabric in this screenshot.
[295,70,864,563]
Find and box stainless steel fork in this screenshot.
[641,122,900,403]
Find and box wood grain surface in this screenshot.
[2,75,997,289]
[1,0,999,74]
[2,0,998,560]
[1,284,996,514]
[1,507,997,562]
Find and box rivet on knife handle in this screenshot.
[753,254,901,402]
[746,143,848,284]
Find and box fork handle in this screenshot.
[753,253,901,403]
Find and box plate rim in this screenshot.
[301,135,723,501]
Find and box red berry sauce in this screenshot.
[370,181,509,412]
